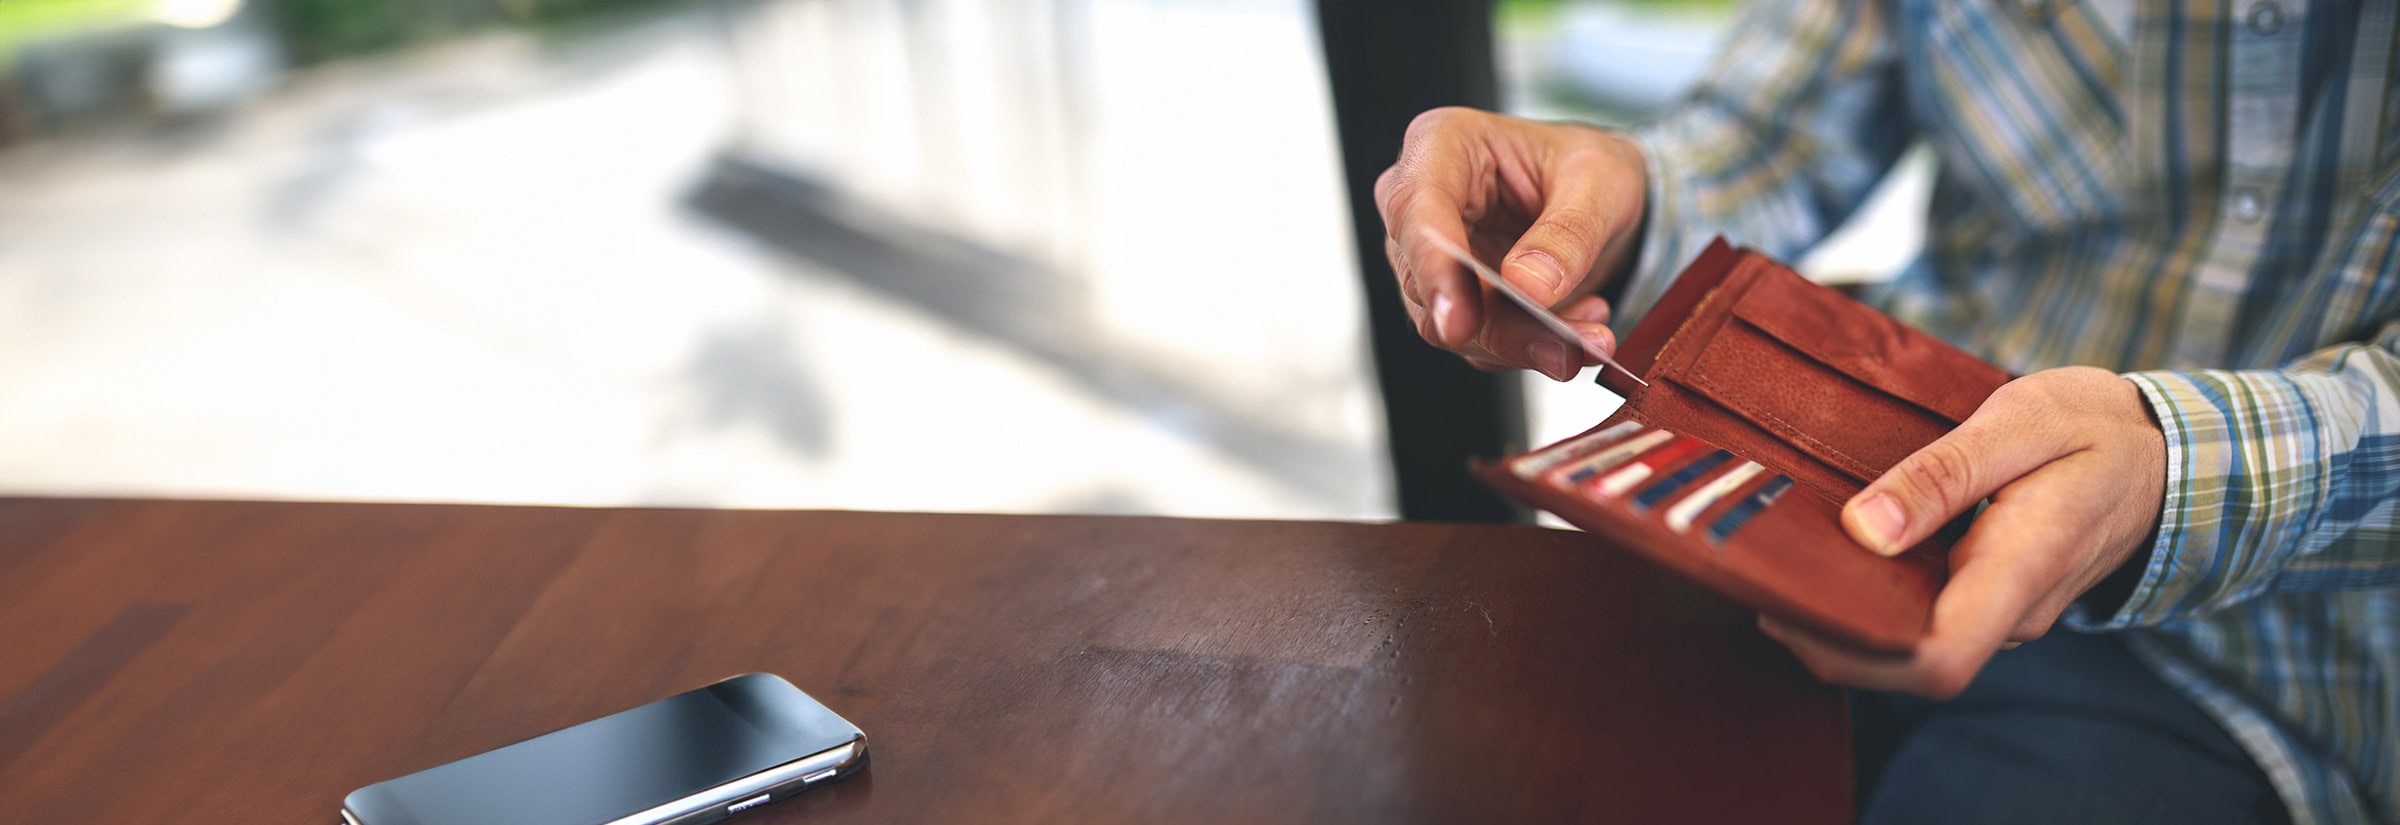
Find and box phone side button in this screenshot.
[727,793,771,814]
[662,807,727,825]
[801,768,839,785]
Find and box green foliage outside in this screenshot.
[268,0,427,62]
[0,0,152,63]
[1497,0,1737,33]
[270,0,681,64]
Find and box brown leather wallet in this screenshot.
[1473,238,2011,652]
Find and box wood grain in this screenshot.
[0,498,1847,823]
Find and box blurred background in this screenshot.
[0,0,1925,520]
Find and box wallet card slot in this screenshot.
[1578,435,1711,499]
[1702,475,1792,543]
[1474,419,1942,653]
[1536,426,1786,546]
[1664,460,1771,533]
[1510,420,1648,480]
[1542,429,1676,488]
[1714,490,1947,643]
[1630,450,1734,511]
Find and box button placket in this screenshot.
[2248,1,2282,35]
[2231,188,2266,223]
[2170,0,2303,368]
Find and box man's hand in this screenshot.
[1374,107,1647,381]
[1757,367,2168,698]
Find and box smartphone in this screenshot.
[341,673,867,825]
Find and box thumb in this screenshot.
[1501,183,1612,306]
[1844,401,2060,557]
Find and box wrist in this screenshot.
[1587,129,1649,302]
[2081,542,2152,616]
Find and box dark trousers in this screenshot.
[1853,630,2293,824]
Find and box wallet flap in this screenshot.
[1727,271,2011,424]
[1601,237,1742,397]
[1646,253,2010,490]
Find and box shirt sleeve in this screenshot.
[1613,0,1912,333]
[2069,322,2400,630]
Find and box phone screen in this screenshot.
[343,674,864,825]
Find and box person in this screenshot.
[1374,1,2398,823]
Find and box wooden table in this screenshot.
[0,498,1848,823]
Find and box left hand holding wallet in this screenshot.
[1760,366,2167,699]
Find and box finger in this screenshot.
[1558,294,1612,325]
[1387,238,1435,336]
[1531,338,1582,381]
[1843,384,2075,556]
[1389,240,1519,371]
[1470,183,1621,380]
[1500,174,1615,306]
[1467,317,1579,381]
[1408,221,1573,377]
[1913,517,2056,695]
[1391,234,1488,366]
[1759,611,2008,701]
[1559,297,1618,367]
[1965,455,2133,641]
[1392,202,1479,351]
[1564,320,1617,367]
[1462,355,1512,372]
[1376,116,1483,352]
[1465,301,1614,381]
[1759,529,2042,699]
[1756,616,1908,687]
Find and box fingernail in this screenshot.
[1510,250,1565,291]
[1849,492,1908,556]
[1578,328,1615,360]
[1431,291,1455,343]
[1528,340,1571,381]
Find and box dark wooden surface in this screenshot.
[0,498,1848,823]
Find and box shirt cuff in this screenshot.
[2063,373,2196,629]
[2064,370,2308,630]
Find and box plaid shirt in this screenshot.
[1615,1,2400,822]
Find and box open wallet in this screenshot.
[1472,238,2013,652]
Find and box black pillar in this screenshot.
[1316,0,1526,523]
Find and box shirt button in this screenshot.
[2248,1,2282,35]
[2232,189,2265,223]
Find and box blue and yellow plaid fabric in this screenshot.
[1616,1,2400,822]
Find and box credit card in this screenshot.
[1584,435,1709,499]
[1511,420,1646,479]
[1631,449,1735,511]
[1706,477,1795,545]
[1419,228,1647,387]
[1664,460,1768,533]
[1546,428,1674,487]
